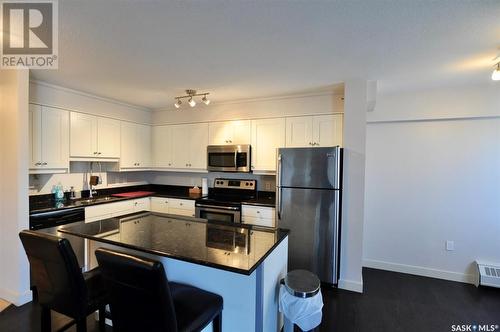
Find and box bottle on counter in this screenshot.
[55,182,65,202]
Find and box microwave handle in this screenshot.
[234,150,238,169]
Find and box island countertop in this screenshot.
[58,212,288,275]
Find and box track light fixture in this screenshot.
[174,98,182,109]
[174,90,210,109]
[492,62,500,81]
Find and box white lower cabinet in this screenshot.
[85,199,143,223]
[150,197,195,217]
[241,205,276,228]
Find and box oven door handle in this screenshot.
[196,204,240,211]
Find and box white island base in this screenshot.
[92,237,288,332]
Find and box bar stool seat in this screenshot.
[169,282,223,332]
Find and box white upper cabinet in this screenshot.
[251,118,285,172]
[70,112,120,158]
[152,125,173,168]
[97,117,121,158]
[286,114,343,148]
[120,122,151,168]
[312,114,343,147]
[285,116,313,147]
[208,120,251,145]
[171,123,208,170]
[29,104,69,171]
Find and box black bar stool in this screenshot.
[19,230,108,332]
[95,247,223,332]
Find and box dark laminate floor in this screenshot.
[1,268,499,332]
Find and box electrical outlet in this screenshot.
[446,240,454,251]
[265,182,272,190]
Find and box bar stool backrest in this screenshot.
[95,247,178,332]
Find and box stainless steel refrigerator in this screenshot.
[276,146,342,285]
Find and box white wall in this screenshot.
[363,83,500,283]
[0,69,31,305]
[152,92,343,124]
[148,171,275,192]
[28,81,153,195]
[338,79,368,293]
[30,81,152,124]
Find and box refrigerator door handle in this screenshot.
[277,153,282,219]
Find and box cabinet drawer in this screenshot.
[241,205,275,219]
[168,207,195,217]
[168,198,195,210]
[242,216,275,228]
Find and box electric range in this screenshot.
[195,178,256,223]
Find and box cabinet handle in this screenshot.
[180,203,183,206]
[35,162,41,166]
[98,152,102,155]
[256,210,260,213]
[168,163,171,166]
[229,140,232,143]
[314,142,319,146]
[42,162,47,166]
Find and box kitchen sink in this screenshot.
[78,196,117,205]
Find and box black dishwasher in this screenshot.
[29,207,86,269]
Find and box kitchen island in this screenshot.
[58,212,288,332]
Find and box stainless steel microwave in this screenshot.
[207,145,251,172]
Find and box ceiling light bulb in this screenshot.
[188,97,196,107]
[174,99,181,108]
[202,95,210,105]
[492,63,500,81]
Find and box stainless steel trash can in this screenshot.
[279,270,323,332]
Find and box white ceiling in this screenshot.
[31,0,500,110]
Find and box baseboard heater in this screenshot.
[476,261,500,288]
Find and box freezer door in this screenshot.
[278,147,340,189]
[278,187,340,284]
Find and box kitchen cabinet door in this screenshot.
[120,122,151,168]
[231,120,251,144]
[41,106,70,169]
[133,197,151,212]
[70,112,97,157]
[187,123,209,169]
[171,123,208,170]
[251,118,285,172]
[151,197,169,213]
[208,121,232,145]
[285,116,313,147]
[152,125,173,167]
[312,114,343,147]
[97,117,121,158]
[171,124,190,168]
[120,121,137,168]
[29,104,42,168]
[209,120,251,145]
[137,124,151,168]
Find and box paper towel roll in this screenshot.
[202,178,209,195]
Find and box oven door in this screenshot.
[207,145,251,172]
[196,205,241,223]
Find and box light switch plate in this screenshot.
[446,240,454,251]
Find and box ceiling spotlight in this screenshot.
[202,94,210,105]
[173,89,210,109]
[492,63,500,81]
[174,98,182,108]
[188,97,196,107]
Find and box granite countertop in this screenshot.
[57,212,288,275]
[29,185,204,214]
[30,185,276,214]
